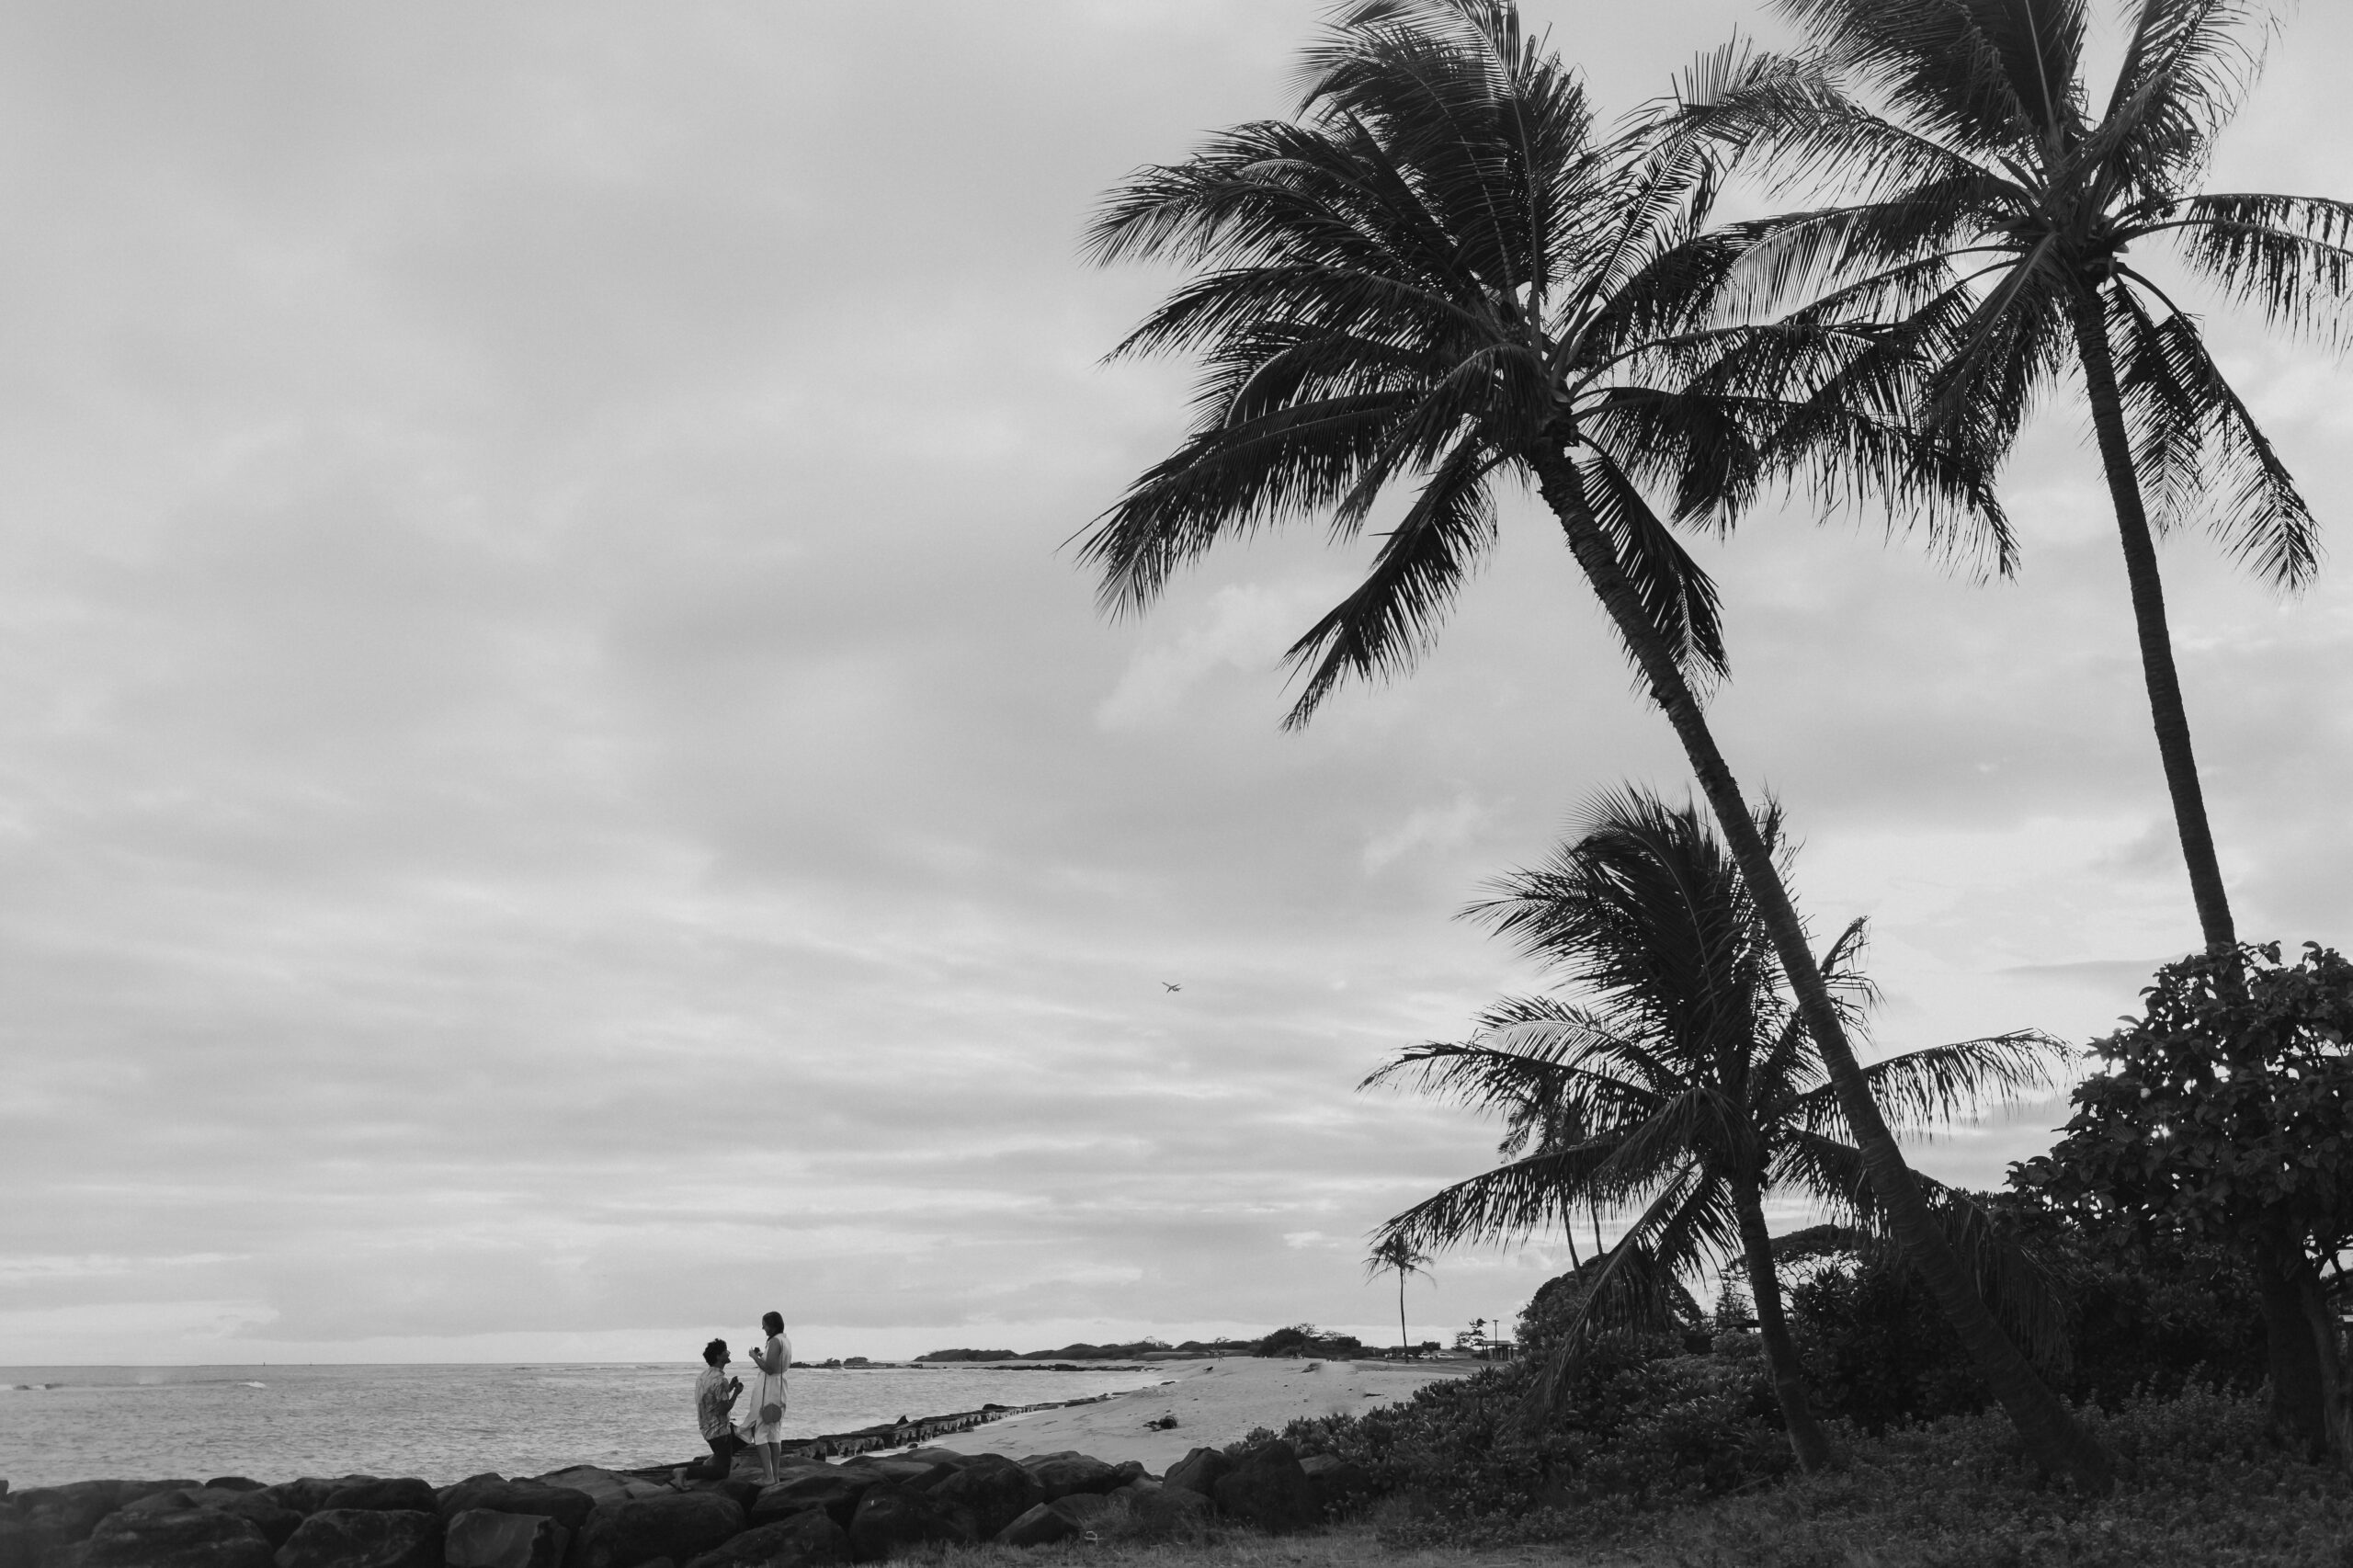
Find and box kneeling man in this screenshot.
[685,1337,745,1482]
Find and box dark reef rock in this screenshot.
[444,1507,570,1568]
[275,1506,445,1568]
[843,1484,973,1562]
[921,1455,1041,1539]
[1211,1439,1314,1534]
[1017,1452,1121,1503]
[1160,1446,1232,1501]
[82,1499,275,1568]
[682,1511,849,1568]
[606,1493,743,1568]
[323,1479,440,1515]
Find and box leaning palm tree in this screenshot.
[1365,1233,1434,1355]
[1677,0,2352,953]
[1366,789,2069,1472]
[1083,0,2111,1486]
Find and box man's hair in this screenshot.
[762,1311,784,1336]
[703,1338,728,1366]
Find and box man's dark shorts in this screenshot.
[689,1431,745,1481]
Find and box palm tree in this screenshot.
[1677,0,2352,954]
[1084,0,2112,1487]
[1366,1233,1434,1354]
[1366,789,2068,1472]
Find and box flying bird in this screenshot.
[1162,982,1181,993]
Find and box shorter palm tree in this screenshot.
[1367,1233,1434,1356]
[1368,788,2067,1471]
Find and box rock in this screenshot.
[260,1479,358,1517]
[274,1507,445,1568]
[607,1493,744,1568]
[436,1481,597,1533]
[531,1471,667,1511]
[843,1485,973,1562]
[1299,1454,1370,1517]
[324,1479,441,1515]
[1111,1481,1212,1541]
[210,1496,307,1551]
[1017,1453,1121,1503]
[206,1480,267,1494]
[745,1473,869,1531]
[446,1509,570,1568]
[1211,1440,1315,1534]
[990,1494,1108,1551]
[921,1456,1041,1540]
[893,1449,970,1469]
[12,1480,123,1543]
[0,1517,31,1568]
[81,1500,274,1568]
[681,1512,849,1568]
[1160,1448,1231,1501]
[1110,1460,1148,1487]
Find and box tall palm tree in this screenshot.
[1084,0,2112,1487]
[1677,0,2352,954]
[1366,789,2069,1473]
[1366,1233,1434,1354]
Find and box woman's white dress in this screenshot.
[738,1333,790,1445]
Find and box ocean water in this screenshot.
[0,1363,1172,1490]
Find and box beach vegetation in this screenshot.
[1366,787,2067,1473]
[2013,941,2353,1460]
[1083,0,2108,1487]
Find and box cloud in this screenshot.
[1,0,2350,1367]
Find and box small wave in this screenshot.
[241,1381,267,1390]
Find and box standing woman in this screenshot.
[740,1310,790,1483]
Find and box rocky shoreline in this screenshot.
[0,1425,1365,1568]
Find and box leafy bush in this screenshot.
[1284,1330,1791,1521]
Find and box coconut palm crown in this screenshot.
[1083,0,2111,1489]
[1678,0,2353,952]
[1366,788,2069,1472]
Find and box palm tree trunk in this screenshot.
[2066,284,2237,953]
[1531,447,2115,1493]
[1398,1269,1409,1355]
[1733,1171,1834,1471]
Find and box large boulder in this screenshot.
[81,1498,274,1568]
[206,1479,267,1493]
[991,1494,1108,1551]
[275,1507,445,1568]
[1211,1440,1315,1534]
[922,1455,1041,1540]
[262,1478,368,1517]
[445,1508,570,1568]
[531,1471,667,1511]
[436,1481,596,1533]
[1159,1448,1231,1502]
[1299,1453,1370,1517]
[681,1511,849,1568]
[0,1517,35,1568]
[1017,1453,1121,1503]
[1111,1480,1212,1541]
[842,1485,973,1562]
[608,1493,745,1568]
[745,1473,869,1531]
[324,1480,441,1515]
[12,1480,123,1543]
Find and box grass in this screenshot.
[916,1388,2353,1568]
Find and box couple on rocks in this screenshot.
[687,1310,790,1486]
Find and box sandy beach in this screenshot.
[934,1358,1478,1471]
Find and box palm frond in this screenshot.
[2166,194,2353,346]
[2108,282,2320,590]
[1791,1028,2068,1138]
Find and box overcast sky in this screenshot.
[2,1,2347,1368]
